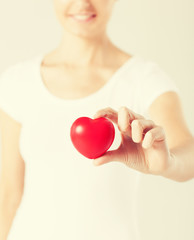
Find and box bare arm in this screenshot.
[0,108,25,240]
[93,91,194,183]
[0,189,22,240]
[148,91,194,182]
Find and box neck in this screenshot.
[53,30,115,67]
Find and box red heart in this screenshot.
[70,117,115,159]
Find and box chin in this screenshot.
[65,26,101,39]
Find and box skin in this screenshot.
[49,0,123,67]
[50,0,194,182]
[41,0,131,99]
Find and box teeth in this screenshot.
[73,15,94,20]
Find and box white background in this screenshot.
[0,0,194,239]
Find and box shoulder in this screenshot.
[114,55,168,91]
[117,54,179,115]
[0,54,42,99]
[0,55,42,124]
[135,57,180,116]
[118,54,164,80]
[0,54,43,99]
[0,54,42,83]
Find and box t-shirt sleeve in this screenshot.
[0,64,24,124]
[137,61,180,116]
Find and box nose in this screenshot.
[73,0,93,12]
[75,0,91,7]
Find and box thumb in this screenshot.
[92,148,122,166]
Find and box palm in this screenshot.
[116,133,170,175]
[93,107,171,176]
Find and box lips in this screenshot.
[69,12,97,22]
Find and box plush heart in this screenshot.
[70,117,115,159]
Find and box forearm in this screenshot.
[0,195,21,240]
[161,138,194,182]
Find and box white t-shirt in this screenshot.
[0,53,179,240]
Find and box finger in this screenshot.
[93,146,123,166]
[117,106,145,127]
[93,106,144,136]
[93,107,118,125]
[131,119,156,143]
[142,126,166,149]
[117,107,132,137]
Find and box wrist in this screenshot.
[160,152,179,181]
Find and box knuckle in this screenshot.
[157,126,166,135]
[149,120,155,125]
[132,119,141,128]
[156,125,164,132]
[147,130,153,139]
[138,114,145,119]
[105,107,112,111]
[96,109,103,114]
[123,123,130,132]
[118,120,129,132]
[119,106,128,112]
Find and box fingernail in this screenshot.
[93,160,99,166]
[142,142,149,149]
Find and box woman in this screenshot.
[0,0,193,240]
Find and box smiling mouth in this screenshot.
[69,14,97,23]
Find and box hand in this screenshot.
[93,106,174,176]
